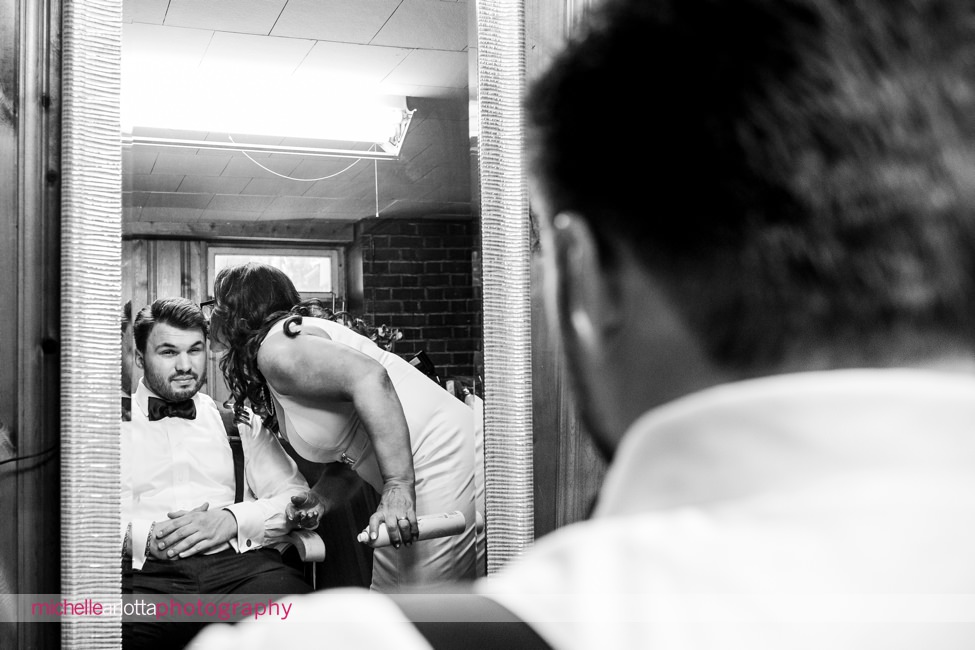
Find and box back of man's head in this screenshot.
[526,0,975,372]
[133,297,207,354]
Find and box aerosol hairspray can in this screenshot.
[357,511,466,548]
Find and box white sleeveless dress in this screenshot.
[262,317,478,590]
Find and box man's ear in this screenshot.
[135,351,145,369]
[549,212,623,357]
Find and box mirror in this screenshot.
[119,0,485,586]
[61,0,531,643]
[119,0,477,400]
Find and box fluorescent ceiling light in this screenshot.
[122,63,414,157]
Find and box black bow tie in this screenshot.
[147,396,197,421]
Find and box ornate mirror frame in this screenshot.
[60,0,532,646]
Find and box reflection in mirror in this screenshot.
[121,299,136,420]
[120,0,482,589]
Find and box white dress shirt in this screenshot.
[477,368,975,649]
[190,368,975,649]
[122,379,309,570]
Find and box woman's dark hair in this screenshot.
[213,263,301,421]
[214,264,400,426]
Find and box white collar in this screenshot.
[594,368,975,517]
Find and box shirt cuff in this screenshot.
[130,519,153,571]
[222,503,262,553]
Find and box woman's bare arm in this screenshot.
[259,332,419,546]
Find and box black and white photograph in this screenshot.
[4,0,975,648]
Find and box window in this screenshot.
[204,245,345,406]
[206,246,344,303]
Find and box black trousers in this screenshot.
[122,547,311,650]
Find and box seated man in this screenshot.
[122,297,316,650]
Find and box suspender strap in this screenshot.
[218,406,245,504]
[388,593,553,650]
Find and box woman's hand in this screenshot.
[286,491,324,531]
[369,480,418,548]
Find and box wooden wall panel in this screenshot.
[0,0,20,632]
[152,240,183,299]
[526,0,607,539]
[125,239,207,309]
[0,0,21,640]
[0,0,61,646]
[184,240,206,303]
[127,238,150,313]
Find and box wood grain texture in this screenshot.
[0,0,21,640]
[0,0,62,647]
[526,0,607,539]
[124,219,356,243]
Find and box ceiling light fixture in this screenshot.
[122,70,415,160]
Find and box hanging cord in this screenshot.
[374,156,379,218]
[228,135,368,181]
[0,442,59,467]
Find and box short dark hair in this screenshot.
[133,297,207,354]
[121,300,132,333]
[526,0,975,371]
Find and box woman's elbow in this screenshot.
[354,362,396,396]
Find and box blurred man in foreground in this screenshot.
[191,1,975,648]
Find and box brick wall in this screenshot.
[355,218,481,381]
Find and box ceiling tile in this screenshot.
[200,31,315,78]
[260,196,341,219]
[385,49,468,89]
[380,198,470,218]
[222,155,302,178]
[207,194,277,212]
[287,157,368,181]
[122,23,213,72]
[421,167,469,201]
[139,206,205,223]
[205,132,284,153]
[131,127,212,142]
[372,0,468,51]
[176,176,251,194]
[121,0,474,225]
[293,41,410,87]
[276,137,376,151]
[271,0,401,43]
[123,148,157,175]
[145,192,215,210]
[200,209,268,222]
[242,177,317,197]
[123,192,150,208]
[302,175,372,200]
[130,173,185,193]
[124,0,169,24]
[378,82,466,99]
[165,0,288,35]
[152,152,232,176]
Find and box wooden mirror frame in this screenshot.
[60,0,532,646]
